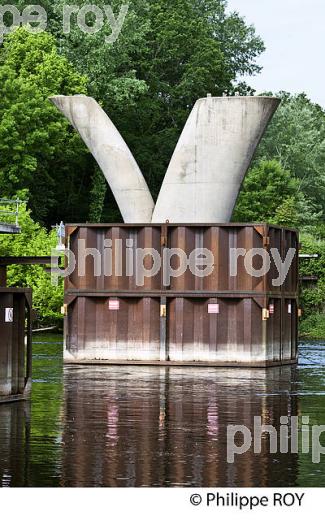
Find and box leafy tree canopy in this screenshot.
[255,92,325,219]
[233,159,303,226]
[0,27,89,224]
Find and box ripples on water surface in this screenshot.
[1,335,325,487]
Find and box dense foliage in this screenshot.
[233,159,302,226]
[257,93,325,219]
[0,203,63,324]
[0,29,89,224]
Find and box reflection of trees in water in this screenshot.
[61,365,299,487]
[296,350,325,486]
[27,336,64,486]
[0,335,64,488]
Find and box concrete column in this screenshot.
[152,96,280,224]
[50,95,155,224]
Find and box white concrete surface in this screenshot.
[152,96,280,224]
[50,95,155,223]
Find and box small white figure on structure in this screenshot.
[56,221,66,251]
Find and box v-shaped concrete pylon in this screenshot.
[51,94,279,224]
[152,96,280,224]
[50,95,155,223]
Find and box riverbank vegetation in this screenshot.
[0,1,324,336]
[0,203,63,325]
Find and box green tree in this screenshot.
[0,27,89,224]
[88,167,108,222]
[0,202,63,324]
[256,92,325,219]
[233,159,303,226]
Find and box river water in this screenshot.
[0,335,325,487]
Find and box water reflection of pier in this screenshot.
[61,365,299,487]
[0,402,30,487]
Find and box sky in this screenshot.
[226,0,325,107]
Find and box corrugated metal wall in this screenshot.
[64,224,299,367]
[67,224,298,294]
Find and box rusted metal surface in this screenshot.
[68,226,161,292]
[65,294,298,366]
[67,296,161,362]
[64,224,299,367]
[66,224,298,295]
[0,288,32,403]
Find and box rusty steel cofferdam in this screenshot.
[63,223,299,367]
